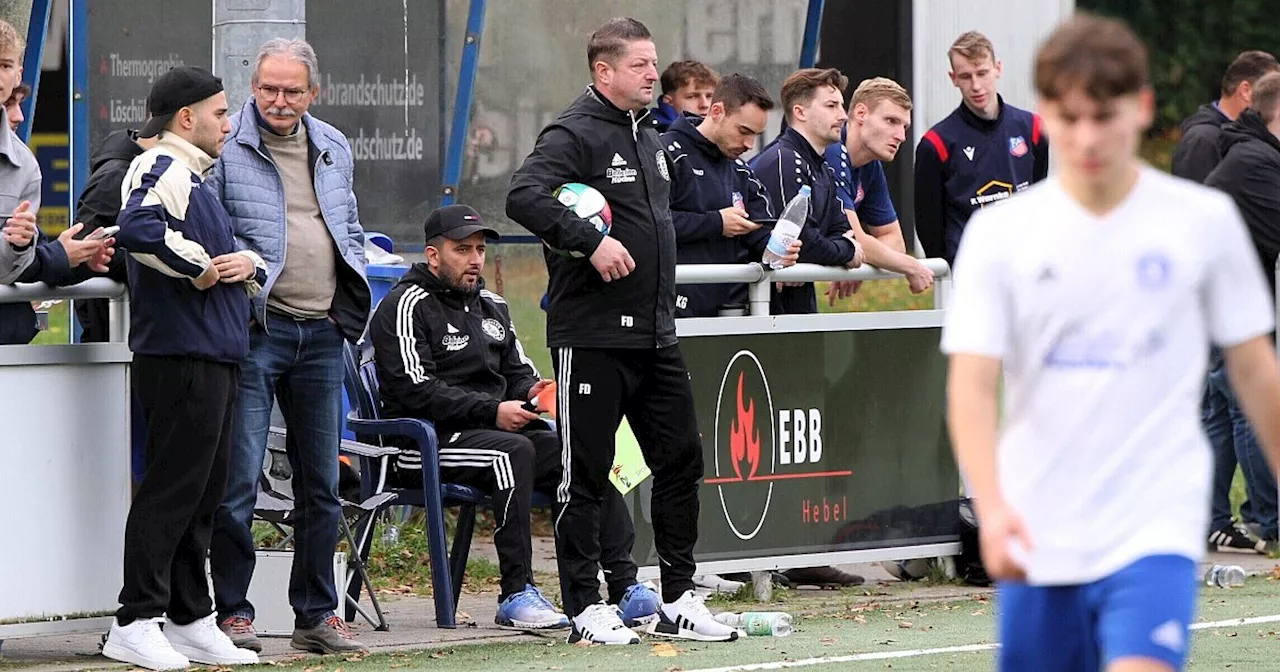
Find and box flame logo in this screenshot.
[729,372,761,481]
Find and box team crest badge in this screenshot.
[655,150,670,181]
[481,318,506,341]
[1009,135,1028,158]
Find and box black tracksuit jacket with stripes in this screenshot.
[370,264,540,431]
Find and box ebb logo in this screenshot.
[706,350,850,540]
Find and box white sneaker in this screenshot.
[568,603,641,645]
[647,590,739,642]
[102,618,190,671]
[164,614,259,665]
[693,574,745,594]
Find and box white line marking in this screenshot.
[683,613,1280,672]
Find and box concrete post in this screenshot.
[212,0,306,107]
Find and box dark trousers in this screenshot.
[552,346,703,617]
[117,355,239,626]
[437,423,638,603]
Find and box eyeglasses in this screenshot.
[257,85,310,104]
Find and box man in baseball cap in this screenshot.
[104,65,265,670]
[139,66,227,140]
[366,204,662,634]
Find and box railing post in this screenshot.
[933,275,951,310]
[108,295,127,344]
[748,274,771,316]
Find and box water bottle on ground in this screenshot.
[762,186,810,270]
[1204,564,1245,588]
[713,611,793,636]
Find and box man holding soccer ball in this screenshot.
[507,17,737,645]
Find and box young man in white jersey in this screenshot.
[943,13,1280,672]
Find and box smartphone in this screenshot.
[86,225,120,241]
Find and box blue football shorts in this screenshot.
[997,554,1198,671]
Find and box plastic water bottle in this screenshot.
[1204,564,1246,588]
[713,611,793,637]
[762,186,810,269]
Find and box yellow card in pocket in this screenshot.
[609,418,651,495]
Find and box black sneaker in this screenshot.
[1208,523,1267,554]
[781,566,865,588]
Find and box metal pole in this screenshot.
[108,295,127,344]
[439,0,486,207]
[798,0,826,68]
[69,0,88,210]
[748,277,771,316]
[17,0,51,144]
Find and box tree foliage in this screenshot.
[1081,0,1280,134]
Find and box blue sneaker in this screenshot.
[495,585,570,630]
[617,581,661,627]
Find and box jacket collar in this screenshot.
[156,133,215,175]
[957,94,1005,131]
[232,96,331,152]
[778,126,826,165]
[668,114,724,161]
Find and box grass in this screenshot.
[29,300,70,345]
[86,575,1280,672]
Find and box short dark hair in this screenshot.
[660,61,718,96]
[6,82,29,106]
[780,68,848,122]
[1035,12,1148,102]
[587,17,651,72]
[1250,71,1280,123]
[1222,50,1280,97]
[713,73,774,114]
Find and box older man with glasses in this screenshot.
[206,37,371,655]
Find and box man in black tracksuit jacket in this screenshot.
[507,18,735,645]
[369,206,648,627]
[1173,51,1279,184]
[664,73,783,318]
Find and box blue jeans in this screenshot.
[1202,359,1278,538]
[210,313,347,628]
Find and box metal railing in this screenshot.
[674,259,954,315]
[0,278,129,343]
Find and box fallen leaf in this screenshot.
[820,637,837,645]
[573,639,593,648]
[854,615,867,625]
[898,621,913,629]
[971,609,986,616]
[652,642,680,657]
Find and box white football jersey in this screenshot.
[942,166,1275,585]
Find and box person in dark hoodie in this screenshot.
[74,129,155,342]
[1202,71,1280,551]
[507,17,738,645]
[665,72,799,317]
[1177,50,1280,555]
[1172,50,1279,183]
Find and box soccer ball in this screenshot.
[548,182,612,258]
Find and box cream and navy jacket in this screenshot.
[116,133,266,364]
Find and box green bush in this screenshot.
[1082,0,1280,134]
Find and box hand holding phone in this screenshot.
[85,225,120,241]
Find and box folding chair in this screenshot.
[340,342,553,629]
[252,426,400,631]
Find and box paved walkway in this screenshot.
[2,549,1273,671]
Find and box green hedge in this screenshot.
[1081,0,1280,134]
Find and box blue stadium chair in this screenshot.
[341,342,553,629]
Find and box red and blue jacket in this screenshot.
[914,96,1049,266]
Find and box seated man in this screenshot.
[370,205,658,632]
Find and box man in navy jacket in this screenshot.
[665,73,798,317]
[914,31,1048,267]
[750,68,864,314]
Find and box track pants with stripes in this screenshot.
[553,346,704,617]
[436,423,638,603]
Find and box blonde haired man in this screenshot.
[824,77,934,303]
